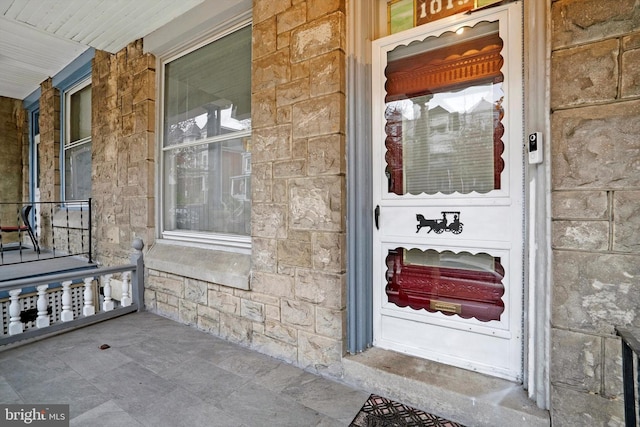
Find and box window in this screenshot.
[64,79,92,201]
[161,23,251,247]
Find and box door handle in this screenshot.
[375,205,380,230]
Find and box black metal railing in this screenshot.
[0,199,92,265]
[616,326,640,427]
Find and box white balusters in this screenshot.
[61,280,73,322]
[121,272,131,307]
[102,274,114,311]
[8,289,23,335]
[82,277,95,317]
[36,284,50,328]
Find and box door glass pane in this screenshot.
[386,248,505,321]
[384,20,504,195]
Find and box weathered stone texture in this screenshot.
[551,386,624,427]
[552,220,609,251]
[252,124,292,163]
[551,39,619,109]
[92,40,156,266]
[292,93,344,138]
[604,336,624,399]
[294,269,345,308]
[552,250,640,334]
[291,13,344,63]
[621,41,640,98]
[613,191,640,253]
[298,330,343,376]
[308,134,344,176]
[551,100,640,190]
[246,0,346,371]
[0,96,25,241]
[289,176,343,231]
[253,50,291,92]
[551,191,608,219]
[551,0,640,49]
[551,329,601,393]
[253,17,277,59]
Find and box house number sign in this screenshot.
[416,0,474,25]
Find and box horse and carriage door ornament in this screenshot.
[372,1,524,380]
[416,211,463,234]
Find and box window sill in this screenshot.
[146,240,251,290]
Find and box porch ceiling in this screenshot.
[0,0,205,100]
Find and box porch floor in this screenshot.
[0,247,96,282]
[0,312,370,426]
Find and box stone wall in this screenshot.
[550,0,640,424]
[91,40,156,265]
[250,0,346,375]
[0,96,26,244]
[38,79,61,249]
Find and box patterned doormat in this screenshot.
[349,394,465,427]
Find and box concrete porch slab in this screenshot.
[342,347,550,427]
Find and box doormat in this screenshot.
[349,394,465,427]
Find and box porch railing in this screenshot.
[0,239,144,348]
[0,199,92,265]
[616,326,640,427]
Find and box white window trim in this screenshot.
[63,77,92,203]
[156,18,252,252]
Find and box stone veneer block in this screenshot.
[297,330,343,376]
[552,250,640,333]
[251,272,294,298]
[306,0,344,21]
[289,176,343,231]
[291,13,343,63]
[264,318,298,345]
[253,50,291,92]
[312,231,344,272]
[551,220,609,251]
[551,386,624,427]
[277,2,306,34]
[551,191,608,219]
[604,336,624,399]
[550,329,601,393]
[252,203,287,238]
[219,311,252,345]
[252,124,292,162]
[551,0,639,49]
[252,88,277,127]
[613,191,640,253]
[281,299,315,331]
[294,269,345,309]
[253,17,277,59]
[308,134,344,176]
[621,45,640,98]
[277,239,312,268]
[253,0,290,24]
[252,237,278,273]
[309,51,345,97]
[292,93,344,138]
[552,100,640,190]
[550,39,619,109]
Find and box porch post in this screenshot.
[130,238,145,312]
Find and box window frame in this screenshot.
[61,76,92,203]
[157,19,252,252]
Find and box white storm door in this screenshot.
[371,3,524,381]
